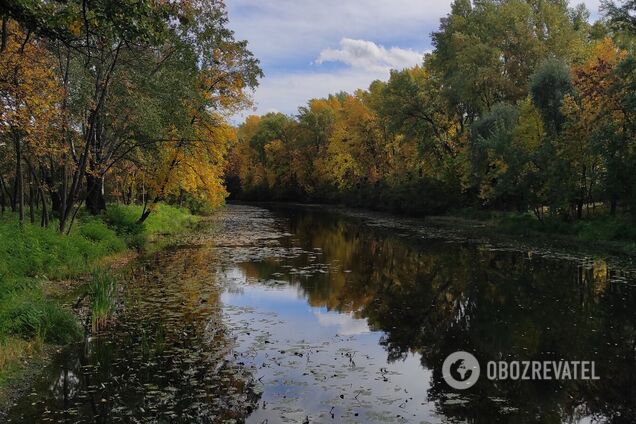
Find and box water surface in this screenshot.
[7,204,636,423]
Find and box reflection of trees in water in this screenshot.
[9,246,260,423]
[243,210,636,423]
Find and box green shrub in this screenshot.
[104,205,145,236]
[144,204,196,235]
[496,213,636,243]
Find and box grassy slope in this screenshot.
[0,203,196,386]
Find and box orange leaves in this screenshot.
[562,38,628,143]
[571,38,626,111]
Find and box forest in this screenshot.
[0,0,261,232]
[227,0,636,230]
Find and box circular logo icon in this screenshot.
[442,351,480,390]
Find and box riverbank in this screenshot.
[434,209,636,257]
[239,201,636,264]
[0,204,198,411]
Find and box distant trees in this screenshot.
[229,0,636,220]
[0,0,261,230]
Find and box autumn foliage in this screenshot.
[0,0,261,230]
[228,1,636,220]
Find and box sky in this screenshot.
[226,0,603,120]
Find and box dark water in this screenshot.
[6,204,636,423]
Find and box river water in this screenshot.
[6,204,636,423]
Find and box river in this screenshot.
[6,204,636,423]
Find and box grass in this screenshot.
[445,207,636,252]
[105,203,197,250]
[0,203,197,387]
[496,213,636,242]
[88,270,117,332]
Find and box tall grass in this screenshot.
[0,213,126,280]
[88,270,117,332]
[0,203,197,384]
[0,215,125,377]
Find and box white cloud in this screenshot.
[233,39,425,119]
[315,311,370,336]
[226,0,446,67]
[317,38,424,71]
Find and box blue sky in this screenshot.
[226,0,603,119]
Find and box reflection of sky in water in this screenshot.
[221,266,440,423]
[314,311,370,336]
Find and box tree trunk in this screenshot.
[28,169,35,224]
[0,177,4,214]
[49,190,62,218]
[11,173,17,212]
[39,185,49,227]
[15,133,24,223]
[0,175,7,214]
[85,174,106,215]
[0,175,11,209]
[1,16,7,53]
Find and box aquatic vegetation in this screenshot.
[88,270,118,332]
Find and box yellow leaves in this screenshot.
[143,117,235,209]
[0,20,64,159]
[565,37,627,145]
[264,139,284,160]
[588,37,626,67]
[69,19,82,36]
[512,98,543,152]
[238,115,261,142]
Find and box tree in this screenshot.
[0,21,63,225]
[529,59,574,135]
[563,38,630,215]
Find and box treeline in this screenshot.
[228,0,636,220]
[0,0,261,232]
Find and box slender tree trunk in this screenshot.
[15,133,24,224]
[28,169,35,224]
[61,165,67,220]
[11,173,17,212]
[0,175,8,214]
[138,196,153,224]
[40,185,49,227]
[1,16,7,53]
[0,177,4,214]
